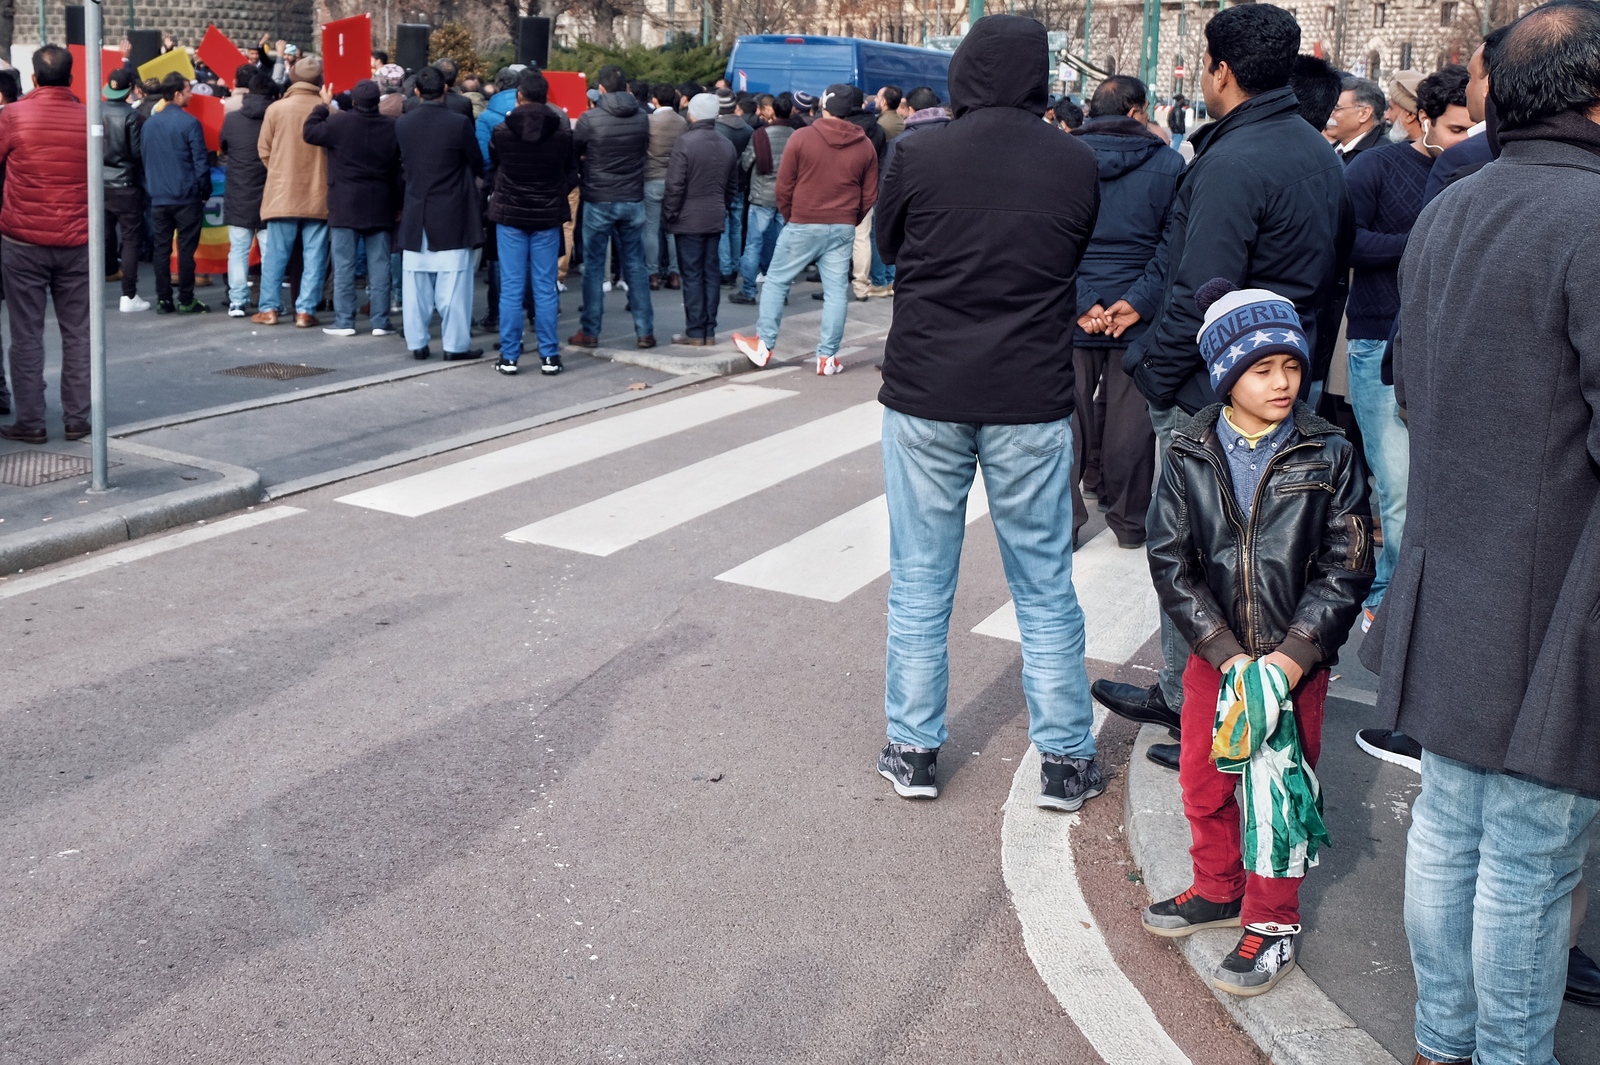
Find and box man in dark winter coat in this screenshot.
[1069,74,1183,551]
[303,79,401,337]
[220,72,275,315]
[395,65,483,361]
[712,88,752,281]
[664,93,737,346]
[1360,5,1600,1060]
[101,68,149,313]
[487,69,576,376]
[141,72,212,315]
[570,64,653,348]
[1096,3,1352,735]
[868,15,1104,811]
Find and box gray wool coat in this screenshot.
[1360,135,1600,797]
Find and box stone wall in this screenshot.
[15,1,316,52]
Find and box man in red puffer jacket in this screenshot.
[0,45,90,443]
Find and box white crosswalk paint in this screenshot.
[335,384,794,517]
[713,478,991,602]
[972,529,1162,664]
[505,401,883,557]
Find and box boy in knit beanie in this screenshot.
[1140,279,1374,996]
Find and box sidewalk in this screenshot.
[1124,624,1600,1064]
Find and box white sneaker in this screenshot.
[617,279,629,291]
[603,280,614,293]
[120,294,150,313]
[371,327,397,337]
[756,272,766,283]
[817,355,844,376]
[322,326,357,337]
[732,332,771,368]
[558,281,567,293]
[226,303,247,317]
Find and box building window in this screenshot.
[1441,1,1459,22]
[1399,41,1413,67]
[1325,5,1337,27]
[1373,2,1387,26]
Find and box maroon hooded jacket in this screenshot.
[774,117,877,226]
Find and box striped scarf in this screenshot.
[1211,660,1330,879]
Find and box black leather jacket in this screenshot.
[102,98,142,188]
[1147,402,1374,676]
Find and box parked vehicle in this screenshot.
[725,35,952,104]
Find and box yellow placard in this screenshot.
[137,48,196,84]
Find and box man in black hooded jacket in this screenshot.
[873,14,1104,813]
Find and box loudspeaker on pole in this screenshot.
[65,5,85,45]
[128,29,163,71]
[397,23,431,74]
[517,16,551,68]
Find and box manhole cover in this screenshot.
[218,362,336,381]
[0,450,90,488]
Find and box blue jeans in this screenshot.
[580,200,652,339]
[390,250,403,310]
[226,225,265,309]
[718,190,745,276]
[258,218,329,315]
[757,222,853,359]
[329,227,391,330]
[497,224,561,360]
[868,210,893,287]
[1406,751,1597,1065]
[882,408,1096,758]
[1147,403,1193,712]
[1347,338,1410,610]
[642,178,677,276]
[738,205,784,298]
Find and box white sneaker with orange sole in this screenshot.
[732,332,772,368]
[817,355,843,376]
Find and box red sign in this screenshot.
[67,45,128,104]
[322,14,373,95]
[546,70,589,122]
[183,92,226,152]
[197,25,251,89]
[1173,65,1186,77]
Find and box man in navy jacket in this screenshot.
[141,72,211,313]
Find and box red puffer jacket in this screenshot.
[0,86,88,246]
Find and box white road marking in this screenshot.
[1329,684,1378,705]
[714,477,990,602]
[0,507,305,601]
[335,384,794,517]
[973,529,1162,663]
[505,401,883,557]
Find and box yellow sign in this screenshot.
[137,48,196,84]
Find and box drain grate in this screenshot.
[218,361,336,381]
[0,450,90,488]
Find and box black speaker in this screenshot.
[65,5,84,45]
[128,28,163,70]
[397,23,430,74]
[516,16,550,68]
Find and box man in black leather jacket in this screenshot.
[101,68,148,311]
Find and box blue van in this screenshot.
[725,35,952,104]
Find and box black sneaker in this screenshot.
[1214,925,1297,996]
[539,354,563,376]
[728,291,758,304]
[156,298,176,314]
[495,357,519,376]
[1141,887,1243,937]
[1355,728,1422,773]
[176,298,211,314]
[877,743,938,799]
[1038,753,1104,811]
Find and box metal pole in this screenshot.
[38,0,46,45]
[127,0,134,31]
[86,0,109,490]
[968,0,982,31]
[1082,0,1091,61]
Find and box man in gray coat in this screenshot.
[1361,4,1600,1061]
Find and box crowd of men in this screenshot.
[0,6,1594,1060]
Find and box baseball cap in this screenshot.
[103,67,134,99]
[821,83,861,117]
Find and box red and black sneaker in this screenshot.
[1214,923,1298,996]
[1140,886,1243,937]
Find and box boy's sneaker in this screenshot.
[877,743,938,799]
[322,326,357,337]
[1355,728,1423,773]
[155,298,176,314]
[732,332,771,368]
[816,354,843,376]
[176,299,210,314]
[603,279,614,293]
[226,303,247,317]
[495,357,519,375]
[120,295,151,313]
[372,327,397,337]
[1214,924,1298,996]
[1038,753,1105,811]
[539,354,563,375]
[1141,886,1244,937]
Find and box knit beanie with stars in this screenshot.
[1194,278,1311,399]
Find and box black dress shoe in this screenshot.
[0,422,47,444]
[411,347,431,360]
[1146,742,1180,772]
[64,422,91,441]
[1569,945,1600,1007]
[444,348,484,361]
[1091,679,1182,732]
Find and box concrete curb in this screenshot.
[0,441,263,575]
[1124,724,1403,1065]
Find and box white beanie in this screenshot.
[688,92,720,122]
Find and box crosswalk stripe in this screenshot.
[972,529,1162,665]
[505,401,883,557]
[334,384,794,517]
[714,477,990,602]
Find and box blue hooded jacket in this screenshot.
[476,88,518,165]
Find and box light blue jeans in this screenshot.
[497,224,561,360]
[1406,750,1598,1065]
[226,225,266,309]
[642,178,677,276]
[258,218,329,315]
[757,222,853,359]
[1346,337,1409,610]
[1147,403,1193,713]
[737,205,784,298]
[580,199,652,339]
[882,407,1096,758]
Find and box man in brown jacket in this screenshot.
[251,55,330,327]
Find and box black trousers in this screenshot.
[104,185,145,298]
[151,201,204,305]
[675,233,720,339]
[1071,346,1157,546]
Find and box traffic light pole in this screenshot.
[86,0,109,490]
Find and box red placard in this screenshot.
[184,93,226,152]
[322,14,373,95]
[197,25,251,89]
[545,71,589,122]
[67,45,127,104]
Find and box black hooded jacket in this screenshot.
[302,101,402,232]
[876,15,1100,424]
[220,92,271,229]
[573,90,649,203]
[488,102,577,232]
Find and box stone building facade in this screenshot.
[15,0,315,52]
